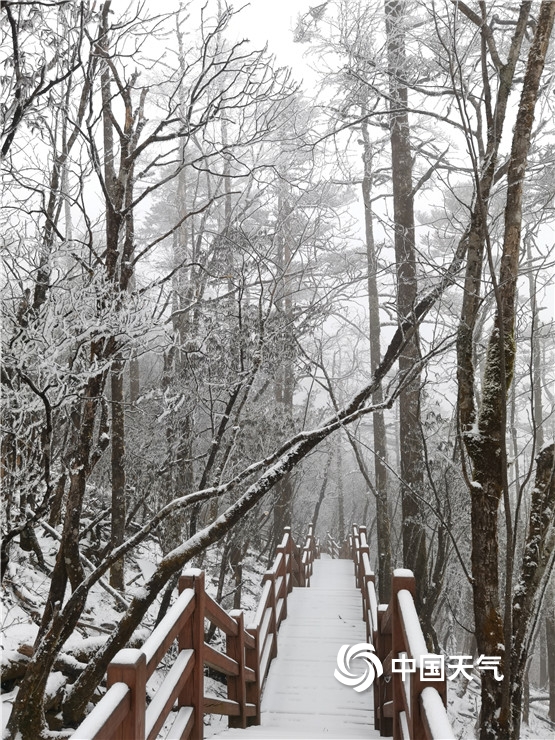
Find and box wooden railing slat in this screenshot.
[70,682,130,740]
[204,592,239,637]
[165,705,194,740]
[243,630,255,650]
[142,588,195,676]
[399,710,410,739]
[258,606,273,655]
[203,696,240,716]
[275,575,285,601]
[145,649,194,740]
[250,579,272,630]
[245,625,260,726]
[397,589,428,667]
[267,551,283,577]
[226,609,247,728]
[382,601,393,635]
[367,582,379,633]
[258,630,274,687]
[203,642,239,676]
[244,665,255,683]
[275,597,286,629]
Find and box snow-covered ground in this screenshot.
[0,528,266,737]
[447,678,554,740]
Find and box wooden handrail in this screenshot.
[325,532,341,559]
[71,524,319,740]
[350,524,455,740]
[71,682,131,740]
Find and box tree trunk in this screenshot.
[110,357,126,591]
[385,0,428,610]
[361,117,392,602]
[273,185,295,535]
[9,370,105,739]
[547,583,555,722]
[336,441,345,544]
[511,443,555,738]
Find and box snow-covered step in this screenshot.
[213,558,380,739]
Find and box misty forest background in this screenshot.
[1,1,554,739]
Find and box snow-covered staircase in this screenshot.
[71,526,454,740]
[214,556,380,739]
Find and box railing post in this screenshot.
[179,569,205,740]
[283,526,294,593]
[352,524,360,581]
[291,532,303,587]
[391,569,416,740]
[107,648,146,740]
[302,544,310,585]
[362,570,375,637]
[246,626,261,726]
[276,543,287,620]
[262,570,278,660]
[307,523,315,572]
[375,605,392,736]
[358,526,370,592]
[356,536,362,587]
[227,609,247,729]
[301,522,316,582]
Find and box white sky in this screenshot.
[227,0,313,66]
[135,0,316,79]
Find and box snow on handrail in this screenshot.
[70,682,130,740]
[350,523,455,740]
[141,587,195,673]
[420,686,456,739]
[397,588,428,669]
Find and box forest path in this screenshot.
[213,556,380,739]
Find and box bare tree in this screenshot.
[454,3,555,736]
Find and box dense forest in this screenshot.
[1,1,554,738]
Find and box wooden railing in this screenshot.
[350,524,455,740]
[324,532,341,559]
[71,525,318,740]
